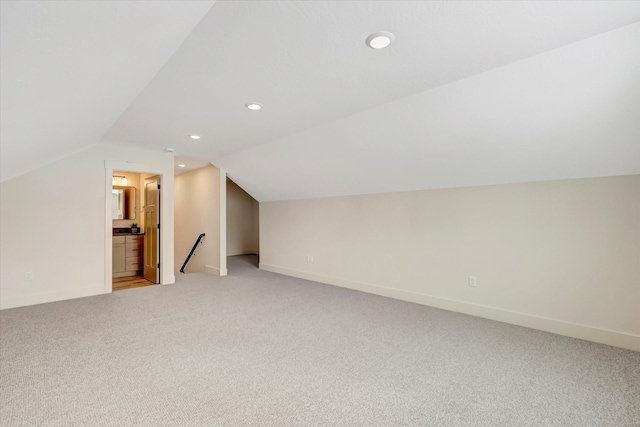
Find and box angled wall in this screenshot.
[260,175,640,351]
[226,180,259,256]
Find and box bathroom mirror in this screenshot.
[112,186,136,220]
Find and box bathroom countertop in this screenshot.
[112,228,146,236]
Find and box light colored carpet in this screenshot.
[1,255,639,426]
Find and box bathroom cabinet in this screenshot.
[113,236,126,274]
[113,234,144,278]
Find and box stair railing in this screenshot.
[180,233,205,273]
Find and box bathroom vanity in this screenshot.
[113,233,144,278]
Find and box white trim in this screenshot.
[105,160,157,174]
[218,168,228,277]
[259,263,640,352]
[205,265,228,276]
[1,286,102,310]
[104,164,113,294]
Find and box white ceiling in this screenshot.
[2,1,640,200]
[221,22,640,201]
[174,155,212,176]
[0,1,214,181]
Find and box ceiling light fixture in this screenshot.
[189,135,201,140]
[366,31,394,49]
[245,102,263,111]
[178,164,186,168]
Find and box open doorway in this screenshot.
[226,177,259,273]
[104,160,175,293]
[110,170,162,292]
[174,164,226,276]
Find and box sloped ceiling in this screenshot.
[0,0,214,182]
[220,23,640,201]
[3,1,640,201]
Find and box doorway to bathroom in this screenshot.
[104,160,168,293]
[110,171,162,291]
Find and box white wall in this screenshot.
[260,175,640,351]
[0,144,175,309]
[174,165,227,276]
[227,180,259,256]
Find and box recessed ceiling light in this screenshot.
[189,135,201,140]
[366,31,394,49]
[178,164,186,168]
[245,103,263,111]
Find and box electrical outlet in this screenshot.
[305,255,314,263]
[25,272,33,281]
[468,276,477,287]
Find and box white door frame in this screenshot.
[104,161,166,294]
[219,168,227,276]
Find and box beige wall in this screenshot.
[260,175,640,351]
[174,165,227,276]
[227,180,259,256]
[0,144,176,309]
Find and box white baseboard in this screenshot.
[259,263,640,352]
[0,286,104,310]
[205,265,228,277]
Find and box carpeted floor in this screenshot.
[1,255,639,426]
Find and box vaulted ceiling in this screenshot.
[2,1,639,200]
[0,1,215,182]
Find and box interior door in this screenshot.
[144,176,160,283]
